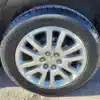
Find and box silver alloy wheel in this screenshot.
[15,26,87,89]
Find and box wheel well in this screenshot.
[1,1,100,41]
[10,5,100,39]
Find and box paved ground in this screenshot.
[0,67,100,100]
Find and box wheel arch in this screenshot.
[0,0,100,42]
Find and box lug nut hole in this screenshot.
[54,53,60,57]
[43,64,48,69]
[40,57,45,62]
[57,59,62,64]
[45,52,51,56]
[51,65,57,69]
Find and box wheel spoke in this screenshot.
[62,60,78,74]
[46,30,53,50]
[39,71,47,86]
[26,36,43,52]
[20,47,36,57]
[58,70,70,82]
[50,71,55,87]
[62,66,77,74]
[26,68,40,76]
[20,61,39,68]
[63,43,82,56]
[66,55,84,62]
[56,31,66,51]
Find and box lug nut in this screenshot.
[40,57,45,62]
[57,59,62,64]
[54,53,60,57]
[45,51,51,56]
[51,65,56,69]
[43,64,48,69]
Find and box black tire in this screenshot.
[0,5,100,96]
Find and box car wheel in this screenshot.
[0,5,99,96]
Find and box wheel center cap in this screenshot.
[47,55,56,65]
